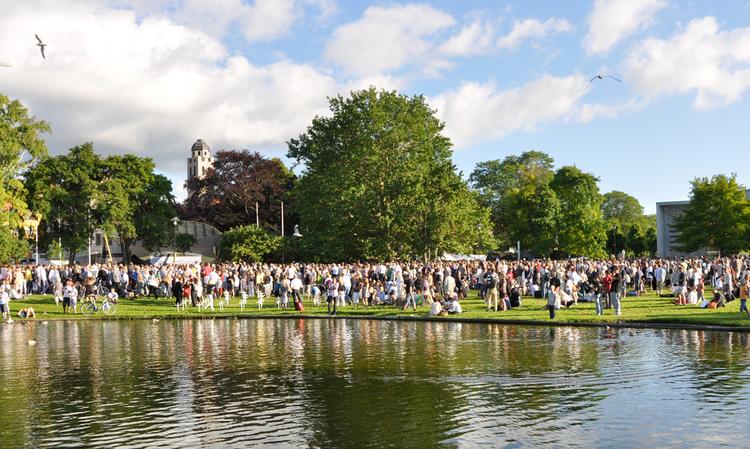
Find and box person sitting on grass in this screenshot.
[442,292,462,314]
[107,288,119,304]
[429,298,443,317]
[17,307,35,319]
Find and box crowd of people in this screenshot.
[0,255,749,321]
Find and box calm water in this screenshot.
[1,318,749,449]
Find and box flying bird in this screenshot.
[35,34,46,59]
[590,74,621,83]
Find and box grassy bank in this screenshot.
[5,289,750,329]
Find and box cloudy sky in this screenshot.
[2,0,750,211]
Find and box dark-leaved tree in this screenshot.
[182,150,294,232]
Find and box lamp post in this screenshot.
[171,217,180,264]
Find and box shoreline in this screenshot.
[9,311,750,333]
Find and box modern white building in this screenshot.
[656,189,750,257]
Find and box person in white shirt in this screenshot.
[429,300,442,316]
[0,279,11,321]
[655,264,666,295]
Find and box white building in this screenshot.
[656,189,750,257]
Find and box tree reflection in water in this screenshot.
[0,319,749,448]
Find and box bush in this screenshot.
[218,225,282,262]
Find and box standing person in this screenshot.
[0,278,10,321]
[654,263,666,296]
[402,270,416,311]
[172,276,184,307]
[62,279,78,314]
[291,275,303,305]
[610,269,622,316]
[602,270,613,309]
[547,289,560,319]
[326,277,338,316]
[484,268,499,312]
[739,280,750,318]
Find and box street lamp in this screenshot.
[171,217,180,264]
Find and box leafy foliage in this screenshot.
[25,143,175,262]
[673,174,750,254]
[219,225,282,262]
[0,94,50,262]
[550,166,607,257]
[288,88,493,261]
[504,183,560,256]
[470,150,554,245]
[182,150,294,232]
[175,233,197,253]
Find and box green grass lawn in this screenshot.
[5,289,750,329]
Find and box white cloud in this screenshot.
[430,75,590,148]
[239,0,298,41]
[92,0,326,42]
[439,20,496,56]
[324,3,455,76]
[497,18,573,49]
[0,0,339,200]
[624,17,750,109]
[585,0,667,54]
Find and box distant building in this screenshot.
[75,220,221,264]
[656,189,750,257]
[187,139,214,194]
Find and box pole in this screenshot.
[35,225,39,264]
[517,240,520,262]
[256,201,259,227]
[173,227,177,264]
[58,236,62,262]
[281,201,285,263]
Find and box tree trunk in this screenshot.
[121,236,131,264]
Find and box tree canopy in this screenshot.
[550,165,607,257]
[673,174,750,255]
[288,88,494,261]
[218,225,282,262]
[25,143,176,262]
[0,94,50,262]
[470,150,555,245]
[182,150,294,233]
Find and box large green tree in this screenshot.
[673,174,750,255]
[469,150,554,244]
[25,143,176,262]
[0,94,50,262]
[287,88,493,261]
[550,166,607,257]
[504,183,561,256]
[602,191,644,229]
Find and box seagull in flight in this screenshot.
[590,74,621,83]
[35,34,46,59]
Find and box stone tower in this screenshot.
[187,139,214,187]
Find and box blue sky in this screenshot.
[2,0,750,212]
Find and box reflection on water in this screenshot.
[1,319,749,448]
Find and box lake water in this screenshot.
[1,318,749,448]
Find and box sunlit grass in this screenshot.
[6,289,750,328]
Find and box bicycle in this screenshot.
[81,293,117,316]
